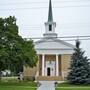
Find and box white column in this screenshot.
[37,55,39,76]
[42,54,45,76]
[56,54,59,76]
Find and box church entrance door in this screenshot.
[47,67,51,76]
[45,61,55,76]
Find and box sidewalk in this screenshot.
[37,81,55,90]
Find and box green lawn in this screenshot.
[0,86,36,90]
[56,82,90,90]
[56,87,90,90]
[0,82,37,90]
[0,77,37,90]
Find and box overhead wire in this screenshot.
[0,0,90,11]
[0,0,90,5]
[24,36,90,41]
[0,0,89,42]
[0,5,90,11]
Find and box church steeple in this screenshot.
[43,0,57,38]
[48,0,53,22]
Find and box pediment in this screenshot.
[34,38,74,50]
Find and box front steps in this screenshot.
[36,76,64,81]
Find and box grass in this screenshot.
[56,82,90,90]
[0,77,37,90]
[56,87,90,90]
[0,86,36,90]
[2,77,90,90]
[57,82,90,87]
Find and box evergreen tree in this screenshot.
[67,40,90,84]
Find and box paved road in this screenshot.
[37,81,55,90]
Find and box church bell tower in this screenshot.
[43,0,57,38]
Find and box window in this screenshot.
[49,25,52,31]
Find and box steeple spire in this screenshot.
[43,0,57,38]
[48,0,53,22]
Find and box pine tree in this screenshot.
[67,40,90,84]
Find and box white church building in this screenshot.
[24,0,74,81]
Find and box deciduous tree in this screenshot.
[0,16,37,78]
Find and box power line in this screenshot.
[63,38,90,41]
[24,35,90,40]
[58,36,90,38]
[20,25,90,29]
[19,23,90,27]
[19,25,90,30]
[0,5,90,11]
[0,0,90,5]
[24,37,90,42]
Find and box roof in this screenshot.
[34,38,75,50]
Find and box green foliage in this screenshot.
[67,40,90,84]
[23,40,37,68]
[0,16,38,74]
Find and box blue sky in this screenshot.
[0,0,90,58]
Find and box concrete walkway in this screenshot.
[37,81,55,90]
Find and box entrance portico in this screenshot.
[38,54,60,77]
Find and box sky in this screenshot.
[0,0,90,58]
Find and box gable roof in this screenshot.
[34,38,75,50]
